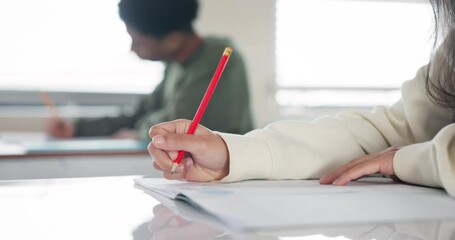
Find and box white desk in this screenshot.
[0,154,160,180]
[0,132,160,180]
[1,176,454,240]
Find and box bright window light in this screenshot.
[276,0,434,107]
[0,0,163,94]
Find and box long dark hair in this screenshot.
[427,0,455,113]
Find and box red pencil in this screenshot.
[170,47,233,174]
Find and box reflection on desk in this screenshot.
[133,200,455,240]
[1,176,454,240]
[0,176,455,240]
[134,203,455,240]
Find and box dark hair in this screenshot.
[427,0,455,113]
[118,0,198,38]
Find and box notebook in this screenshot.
[134,178,455,231]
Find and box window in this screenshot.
[0,0,163,94]
[276,0,434,108]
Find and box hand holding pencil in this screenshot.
[39,91,75,138]
[148,48,233,181]
[149,119,229,182]
[168,47,232,174]
[47,117,75,139]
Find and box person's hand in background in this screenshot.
[46,118,75,138]
[148,119,229,182]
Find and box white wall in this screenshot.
[196,0,279,127]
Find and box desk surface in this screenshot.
[0,132,155,180]
[1,176,454,240]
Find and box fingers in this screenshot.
[332,161,380,186]
[152,161,163,171]
[320,159,379,186]
[162,157,192,180]
[148,143,173,171]
[152,204,167,215]
[149,119,211,138]
[163,169,186,180]
[149,205,174,232]
[151,133,209,154]
[148,143,187,180]
[148,121,219,181]
[319,153,380,184]
[151,223,221,240]
[320,147,399,186]
[152,150,178,170]
[149,119,192,138]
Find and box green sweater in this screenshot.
[75,37,253,140]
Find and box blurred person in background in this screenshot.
[47,0,253,140]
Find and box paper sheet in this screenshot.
[134,178,455,231]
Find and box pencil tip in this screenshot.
[170,163,178,174]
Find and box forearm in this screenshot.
[75,115,135,137]
[219,118,367,182]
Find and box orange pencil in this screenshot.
[38,91,59,119]
[170,47,232,174]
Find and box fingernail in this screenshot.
[333,179,339,185]
[153,135,164,145]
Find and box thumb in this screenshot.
[151,133,207,154]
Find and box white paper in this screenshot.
[134,178,455,231]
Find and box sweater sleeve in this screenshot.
[394,124,455,197]
[74,79,165,137]
[219,64,454,189]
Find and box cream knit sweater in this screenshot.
[220,49,455,197]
